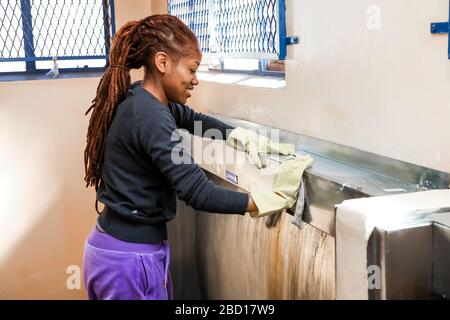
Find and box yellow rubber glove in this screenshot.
[249,155,313,218]
[227,127,296,169]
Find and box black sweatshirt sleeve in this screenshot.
[136,102,249,214]
[169,103,235,141]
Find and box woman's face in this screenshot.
[163,50,202,105]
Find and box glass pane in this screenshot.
[0,0,26,60]
[223,58,259,71]
[31,0,107,58]
[36,59,106,70]
[169,0,281,60]
[0,61,26,72]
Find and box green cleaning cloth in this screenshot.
[249,155,313,218]
[227,127,296,169]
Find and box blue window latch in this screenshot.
[286,36,299,46]
[430,0,450,59]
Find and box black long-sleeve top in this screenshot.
[97,81,249,243]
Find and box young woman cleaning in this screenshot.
[81,14,264,300]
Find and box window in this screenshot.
[168,0,293,77]
[0,0,115,74]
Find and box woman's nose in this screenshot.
[192,74,199,86]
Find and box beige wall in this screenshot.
[0,0,151,299]
[151,0,168,14]
[186,0,450,173]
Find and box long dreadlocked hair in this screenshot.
[84,15,199,194]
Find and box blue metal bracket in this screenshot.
[286,36,300,46]
[430,0,450,59]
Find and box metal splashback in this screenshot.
[211,113,449,190]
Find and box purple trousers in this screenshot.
[83,226,173,300]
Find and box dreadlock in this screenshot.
[84,15,199,194]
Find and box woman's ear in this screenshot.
[154,52,169,74]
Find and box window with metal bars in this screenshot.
[168,0,295,76]
[0,0,115,74]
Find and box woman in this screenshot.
[82,14,263,300]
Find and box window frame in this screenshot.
[168,0,290,77]
[0,0,116,76]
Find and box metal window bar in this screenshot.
[168,0,288,60]
[0,0,116,71]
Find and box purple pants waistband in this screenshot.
[88,225,166,254]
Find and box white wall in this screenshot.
[0,0,151,299]
[185,0,450,173]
